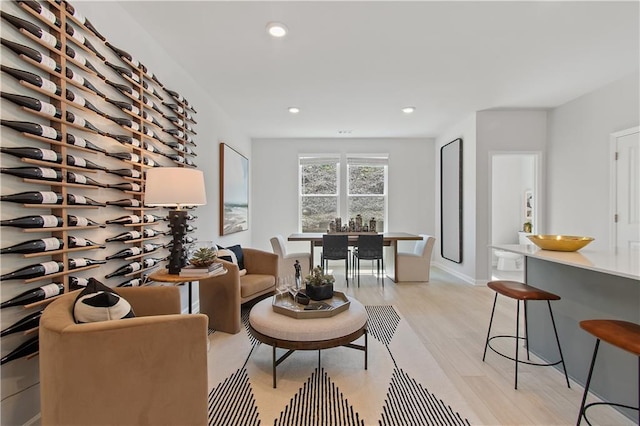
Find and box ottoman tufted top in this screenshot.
[249,296,367,342]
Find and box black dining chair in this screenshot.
[352,234,384,286]
[321,234,349,284]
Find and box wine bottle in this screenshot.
[68,235,102,248]
[106,247,142,260]
[143,214,165,223]
[0,38,61,73]
[185,214,198,220]
[107,182,141,192]
[142,157,157,167]
[0,191,62,205]
[67,193,106,207]
[166,141,185,152]
[66,154,107,170]
[185,158,196,167]
[141,80,163,100]
[165,88,196,112]
[163,102,184,115]
[63,3,105,41]
[107,169,142,179]
[0,283,64,309]
[143,141,160,154]
[143,242,165,253]
[143,229,168,238]
[105,261,143,278]
[67,215,103,228]
[184,111,197,124]
[0,237,63,255]
[105,198,141,207]
[66,171,106,187]
[165,153,185,163]
[0,261,63,281]
[184,236,197,244]
[141,110,163,128]
[142,96,164,116]
[185,225,197,233]
[143,258,163,268]
[116,278,143,287]
[0,311,43,337]
[0,119,62,141]
[1,11,62,49]
[106,133,141,148]
[64,69,105,98]
[1,91,62,118]
[105,115,140,132]
[0,65,61,96]
[65,90,106,117]
[19,1,61,28]
[65,45,104,79]
[164,128,185,138]
[105,231,142,243]
[107,152,140,163]
[68,137,103,156]
[0,167,62,182]
[0,215,63,228]
[105,61,140,83]
[142,126,162,141]
[184,146,196,156]
[105,42,140,67]
[166,116,184,126]
[69,276,89,287]
[184,122,196,134]
[0,336,39,365]
[68,257,106,269]
[65,111,103,134]
[0,146,61,163]
[106,80,140,100]
[64,23,104,60]
[105,98,140,115]
[106,215,142,225]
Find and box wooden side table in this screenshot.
[149,268,227,314]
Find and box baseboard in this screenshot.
[24,413,40,426]
[432,262,479,286]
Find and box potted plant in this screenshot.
[188,242,218,267]
[304,266,335,301]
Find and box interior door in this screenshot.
[614,128,640,250]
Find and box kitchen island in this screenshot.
[491,244,639,420]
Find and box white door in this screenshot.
[614,127,640,250]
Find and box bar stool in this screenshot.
[483,280,571,389]
[577,319,640,425]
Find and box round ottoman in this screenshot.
[249,296,368,388]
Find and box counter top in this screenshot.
[491,244,640,281]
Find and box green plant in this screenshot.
[189,247,217,267]
[305,265,335,286]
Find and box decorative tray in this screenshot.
[272,290,350,319]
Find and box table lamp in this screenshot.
[144,168,207,274]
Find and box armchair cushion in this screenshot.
[73,278,135,323]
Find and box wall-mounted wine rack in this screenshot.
[0,1,200,416]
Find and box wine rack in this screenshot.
[0,0,199,395]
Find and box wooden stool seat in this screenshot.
[580,319,640,356]
[483,280,570,390]
[488,280,561,301]
[577,319,640,425]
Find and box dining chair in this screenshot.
[352,234,384,286]
[270,234,311,279]
[321,234,349,283]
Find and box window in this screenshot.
[299,154,388,232]
[299,156,339,232]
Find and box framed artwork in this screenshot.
[440,138,463,263]
[524,190,533,220]
[219,142,249,235]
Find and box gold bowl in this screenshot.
[527,235,594,252]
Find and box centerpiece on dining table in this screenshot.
[304,266,335,301]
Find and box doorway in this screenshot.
[489,152,541,280]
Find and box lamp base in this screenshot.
[167,210,188,274]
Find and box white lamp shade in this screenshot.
[145,168,207,207]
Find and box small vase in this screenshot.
[305,282,334,301]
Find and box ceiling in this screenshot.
[118,1,639,139]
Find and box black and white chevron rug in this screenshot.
[207,305,478,425]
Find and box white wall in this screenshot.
[492,155,534,244]
[547,71,640,249]
[251,138,435,256]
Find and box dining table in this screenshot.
[287,232,423,283]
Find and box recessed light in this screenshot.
[338,130,352,135]
[288,107,300,114]
[402,106,416,114]
[267,22,288,38]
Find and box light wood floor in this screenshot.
[327,265,635,426]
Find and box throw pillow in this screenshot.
[217,244,245,270]
[73,278,135,323]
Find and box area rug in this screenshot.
[207,305,479,425]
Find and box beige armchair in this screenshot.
[396,234,436,282]
[40,286,209,426]
[199,247,277,334]
[270,234,311,278]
